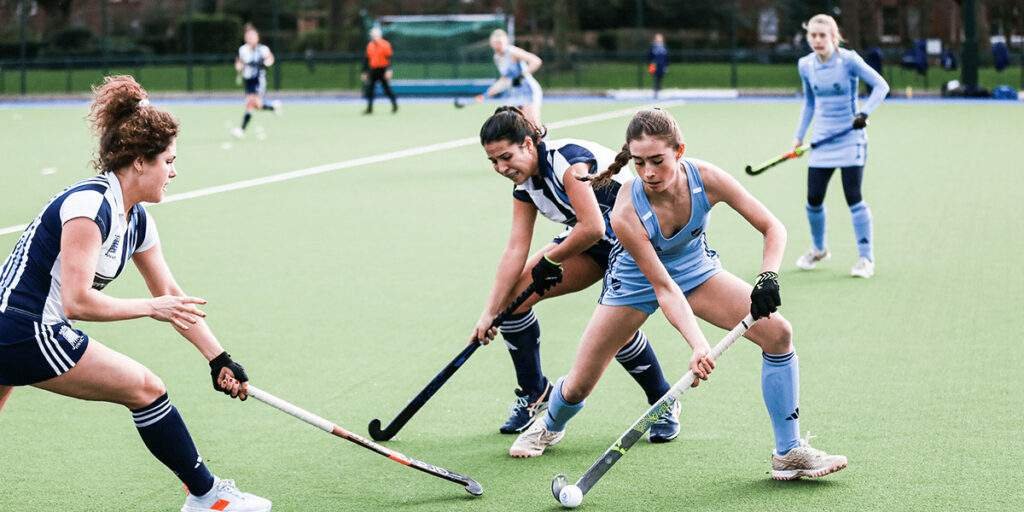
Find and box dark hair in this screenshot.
[584,108,684,187]
[479,106,546,146]
[87,75,179,173]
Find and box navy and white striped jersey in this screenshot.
[238,44,271,80]
[512,139,631,242]
[0,172,158,331]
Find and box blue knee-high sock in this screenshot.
[500,310,546,396]
[849,201,874,261]
[806,203,827,252]
[132,393,215,496]
[544,377,585,432]
[241,112,252,130]
[615,330,670,405]
[762,352,801,455]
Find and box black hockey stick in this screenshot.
[551,315,755,506]
[368,284,537,441]
[248,385,483,496]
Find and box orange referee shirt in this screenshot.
[366,39,393,69]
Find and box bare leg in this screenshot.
[0,385,12,412]
[506,242,605,315]
[562,305,649,403]
[32,339,165,408]
[685,271,793,354]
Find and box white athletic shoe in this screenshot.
[181,477,272,512]
[771,436,848,481]
[795,247,830,270]
[271,100,283,116]
[850,257,875,278]
[230,127,245,139]
[509,418,564,458]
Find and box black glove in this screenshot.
[209,351,248,398]
[511,76,523,87]
[531,255,563,296]
[750,271,781,320]
[852,113,869,129]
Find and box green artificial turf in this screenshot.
[0,99,1021,512]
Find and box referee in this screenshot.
[362,27,398,114]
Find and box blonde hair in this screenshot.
[490,29,508,44]
[803,14,845,48]
[583,109,685,188]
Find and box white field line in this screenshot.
[0,100,684,237]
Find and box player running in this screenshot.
[473,106,678,442]
[792,14,889,278]
[464,29,543,125]
[232,24,280,139]
[509,108,849,482]
[0,75,271,512]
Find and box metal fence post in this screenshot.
[272,0,281,90]
[19,0,28,95]
[186,0,194,92]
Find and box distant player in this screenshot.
[509,109,849,484]
[473,106,678,441]
[647,33,669,98]
[466,29,543,125]
[792,14,889,278]
[232,24,280,139]
[0,75,270,512]
[362,27,398,114]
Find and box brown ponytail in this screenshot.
[87,75,179,173]
[579,108,684,186]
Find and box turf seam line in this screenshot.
[0,100,684,238]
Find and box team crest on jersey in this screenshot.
[105,235,121,258]
[59,325,84,350]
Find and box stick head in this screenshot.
[551,474,568,501]
[464,479,484,496]
[744,164,754,175]
[367,418,393,441]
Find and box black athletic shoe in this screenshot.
[499,380,552,434]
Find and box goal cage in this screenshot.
[369,14,514,96]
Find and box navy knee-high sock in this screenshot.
[615,330,670,404]
[241,112,252,130]
[499,310,546,396]
[132,393,215,496]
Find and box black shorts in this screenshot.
[243,76,265,95]
[552,231,615,271]
[0,313,90,386]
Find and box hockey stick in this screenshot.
[368,283,538,441]
[744,127,858,176]
[248,385,483,496]
[551,314,755,506]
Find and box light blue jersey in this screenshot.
[599,159,722,315]
[794,48,889,168]
[494,47,542,109]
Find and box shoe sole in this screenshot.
[771,460,848,480]
[648,431,679,444]
[509,432,564,458]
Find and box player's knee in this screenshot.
[763,317,794,354]
[125,370,167,409]
[560,378,591,404]
[844,191,863,206]
[806,194,825,207]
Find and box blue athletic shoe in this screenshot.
[648,400,681,443]
[499,380,552,434]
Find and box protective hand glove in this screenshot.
[209,351,249,398]
[531,255,563,296]
[852,113,869,129]
[750,271,781,320]
[511,76,523,87]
